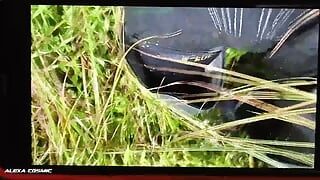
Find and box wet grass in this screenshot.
[31,5,315,168]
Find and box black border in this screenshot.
[26,0,320,8]
[2,1,32,168]
[1,0,320,176]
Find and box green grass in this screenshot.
[31,5,315,168]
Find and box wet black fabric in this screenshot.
[124,7,318,151]
[125,7,318,90]
[125,7,312,52]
